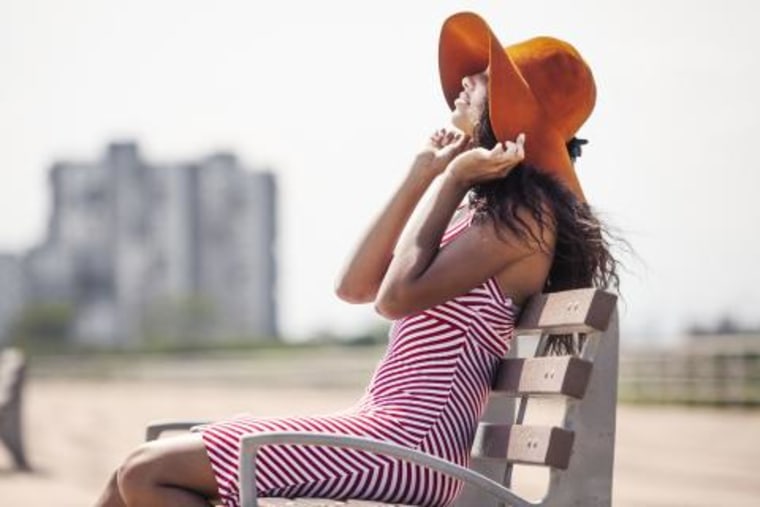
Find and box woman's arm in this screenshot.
[335,130,469,303]
[375,135,530,319]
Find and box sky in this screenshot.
[1,0,759,344]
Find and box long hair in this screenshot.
[469,102,621,353]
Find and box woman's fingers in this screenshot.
[479,134,526,177]
[445,131,468,150]
[488,142,517,161]
[515,133,526,159]
[445,133,527,185]
[493,133,526,161]
[441,133,469,160]
[430,128,464,148]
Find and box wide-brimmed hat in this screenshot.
[439,11,596,201]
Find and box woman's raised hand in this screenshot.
[415,128,472,177]
[446,133,526,187]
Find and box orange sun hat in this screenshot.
[439,11,596,201]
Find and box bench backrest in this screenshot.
[454,288,619,507]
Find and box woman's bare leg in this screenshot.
[95,433,220,507]
[94,471,127,507]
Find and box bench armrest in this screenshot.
[239,431,538,507]
[145,419,213,441]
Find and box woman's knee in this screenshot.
[117,442,162,498]
[116,434,219,501]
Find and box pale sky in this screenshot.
[1,0,759,343]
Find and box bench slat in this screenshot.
[516,288,617,334]
[492,356,592,398]
[471,424,575,469]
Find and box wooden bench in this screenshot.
[0,347,30,470]
[147,288,618,507]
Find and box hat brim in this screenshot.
[439,12,585,201]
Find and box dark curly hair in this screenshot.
[469,101,622,354]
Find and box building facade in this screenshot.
[3,141,277,347]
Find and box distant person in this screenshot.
[95,11,620,507]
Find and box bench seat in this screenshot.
[260,500,412,506]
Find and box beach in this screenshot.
[1,349,759,506]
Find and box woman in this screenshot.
[95,11,618,507]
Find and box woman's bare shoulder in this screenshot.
[473,204,555,304]
[471,202,556,256]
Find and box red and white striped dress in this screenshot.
[193,210,519,507]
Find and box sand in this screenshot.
[1,356,759,506]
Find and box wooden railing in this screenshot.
[619,334,760,406]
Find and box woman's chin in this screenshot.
[450,114,472,136]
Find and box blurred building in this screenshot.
[2,141,277,347]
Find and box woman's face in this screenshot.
[451,69,489,136]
